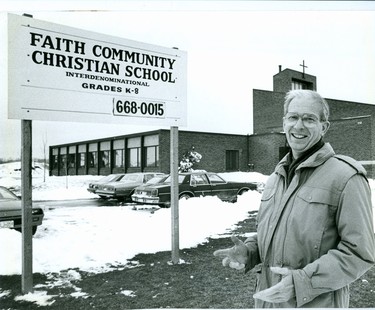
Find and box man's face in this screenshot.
[283,96,330,159]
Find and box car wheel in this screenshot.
[14,226,38,235]
[231,189,249,203]
[238,188,249,196]
[179,193,192,200]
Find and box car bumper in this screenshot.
[132,194,160,205]
[95,190,117,197]
[0,215,44,229]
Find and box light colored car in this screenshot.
[87,174,126,198]
[132,171,259,207]
[0,186,44,235]
[95,172,165,201]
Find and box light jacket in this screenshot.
[245,143,375,308]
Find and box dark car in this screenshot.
[131,171,259,207]
[87,173,126,198]
[0,186,44,235]
[95,172,165,201]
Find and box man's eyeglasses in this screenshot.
[283,113,321,127]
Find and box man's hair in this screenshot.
[284,90,330,122]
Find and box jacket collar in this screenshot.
[275,142,336,176]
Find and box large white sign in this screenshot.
[8,14,187,126]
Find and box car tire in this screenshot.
[231,188,249,203]
[238,188,249,196]
[179,193,193,200]
[14,226,38,235]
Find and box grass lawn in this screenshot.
[1,212,374,309]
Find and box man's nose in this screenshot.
[293,117,305,128]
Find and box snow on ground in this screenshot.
[0,164,264,276]
[0,162,374,307]
[0,162,265,305]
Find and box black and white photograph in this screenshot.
[0,1,374,308]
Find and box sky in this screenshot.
[1,1,375,159]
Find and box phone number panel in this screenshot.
[113,99,165,118]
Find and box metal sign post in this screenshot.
[170,126,180,263]
[21,119,33,293]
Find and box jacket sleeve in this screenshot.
[244,233,261,273]
[292,174,375,307]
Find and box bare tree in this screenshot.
[41,132,48,183]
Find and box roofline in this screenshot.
[49,128,249,148]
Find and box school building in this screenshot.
[49,66,375,178]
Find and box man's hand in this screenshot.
[253,267,295,303]
[213,235,248,270]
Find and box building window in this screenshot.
[100,150,110,168]
[78,144,86,168]
[145,146,159,167]
[77,144,86,168]
[99,141,111,168]
[113,139,125,168]
[226,150,239,171]
[88,152,97,168]
[51,148,58,170]
[59,147,67,171]
[291,79,313,90]
[79,153,86,168]
[68,146,76,168]
[88,143,98,168]
[128,137,141,168]
[60,155,67,170]
[114,149,124,168]
[68,154,75,168]
[144,135,159,167]
[129,148,140,167]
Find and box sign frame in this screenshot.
[8,13,187,127]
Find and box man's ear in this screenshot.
[321,121,330,136]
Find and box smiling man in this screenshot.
[214,90,375,308]
[283,91,330,159]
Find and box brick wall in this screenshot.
[325,117,372,160]
[158,130,249,173]
[325,116,374,178]
[273,69,316,93]
[253,89,285,134]
[248,133,286,175]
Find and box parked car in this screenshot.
[132,171,259,207]
[95,172,165,201]
[87,174,126,198]
[0,186,44,235]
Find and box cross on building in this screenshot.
[300,60,308,78]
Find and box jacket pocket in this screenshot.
[297,186,340,207]
[258,188,276,219]
[288,187,340,261]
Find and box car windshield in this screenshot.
[0,187,18,200]
[163,175,187,184]
[207,173,226,184]
[120,174,142,183]
[146,175,167,185]
[98,174,122,182]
